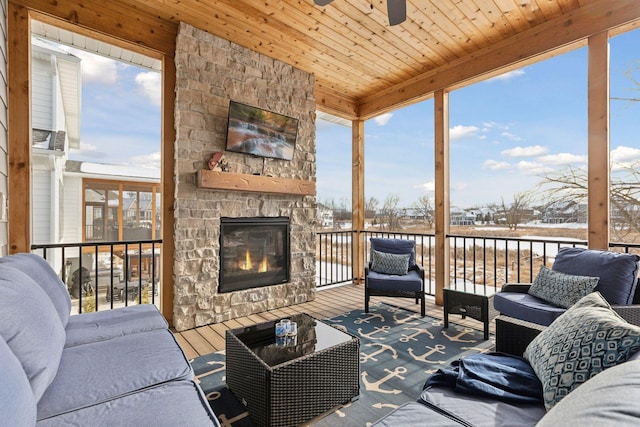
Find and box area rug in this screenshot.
[191,303,495,426]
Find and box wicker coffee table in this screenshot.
[225,313,360,427]
[443,288,498,340]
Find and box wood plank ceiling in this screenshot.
[23,0,640,119]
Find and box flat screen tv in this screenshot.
[225,100,298,161]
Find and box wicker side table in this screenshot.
[443,288,498,340]
[225,313,359,427]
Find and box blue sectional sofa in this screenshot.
[0,253,219,427]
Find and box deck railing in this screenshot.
[31,239,161,314]
[31,233,640,314]
[316,229,640,295]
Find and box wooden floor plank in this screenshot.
[179,329,216,357]
[174,283,496,355]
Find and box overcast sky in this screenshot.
[59,28,640,210]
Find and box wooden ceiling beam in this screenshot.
[12,0,177,55]
[315,84,359,120]
[358,0,640,119]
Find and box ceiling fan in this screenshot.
[314,0,407,26]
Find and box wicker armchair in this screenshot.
[364,238,425,317]
[496,304,640,356]
[494,248,640,327]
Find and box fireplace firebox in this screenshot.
[219,217,290,293]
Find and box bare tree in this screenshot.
[535,164,640,241]
[379,195,401,231]
[365,197,379,226]
[413,195,434,228]
[498,192,532,231]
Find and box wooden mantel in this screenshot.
[196,170,315,196]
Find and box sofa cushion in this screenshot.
[0,337,37,427]
[371,402,465,427]
[37,329,193,420]
[0,253,71,326]
[366,269,423,292]
[36,380,219,427]
[371,249,410,275]
[493,292,566,326]
[370,238,416,267]
[418,385,546,427]
[0,266,65,403]
[536,360,640,427]
[524,292,640,410]
[64,304,168,347]
[552,247,639,305]
[528,265,599,309]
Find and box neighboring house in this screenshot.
[541,201,587,224]
[450,208,476,226]
[30,36,161,287]
[317,203,334,228]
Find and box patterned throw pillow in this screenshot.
[524,292,640,410]
[370,250,410,275]
[528,265,599,309]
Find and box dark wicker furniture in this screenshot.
[496,305,640,355]
[225,313,359,427]
[443,288,498,340]
[365,238,426,317]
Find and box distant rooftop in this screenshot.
[66,160,160,181]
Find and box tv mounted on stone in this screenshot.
[225,100,298,161]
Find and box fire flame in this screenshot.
[258,257,268,273]
[239,251,269,272]
[240,250,252,271]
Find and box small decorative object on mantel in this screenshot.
[208,152,231,172]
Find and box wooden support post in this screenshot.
[434,90,450,305]
[161,54,176,324]
[7,3,31,254]
[352,120,365,285]
[587,32,610,250]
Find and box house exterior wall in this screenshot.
[173,23,317,331]
[0,0,7,256]
[31,53,54,131]
[61,174,82,243]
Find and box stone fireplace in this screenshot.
[219,217,290,293]
[172,23,317,331]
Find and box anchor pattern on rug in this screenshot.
[191,302,495,427]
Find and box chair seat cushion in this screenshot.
[493,292,565,326]
[552,248,640,305]
[367,269,423,292]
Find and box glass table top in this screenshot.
[229,313,353,367]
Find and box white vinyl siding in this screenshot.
[31,54,54,131]
[31,170,51,245]
[62,174,82,243]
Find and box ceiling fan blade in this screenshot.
[314,0,333,6]
[387,0,406,26]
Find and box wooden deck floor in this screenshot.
[173,283,495,359]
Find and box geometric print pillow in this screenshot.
[524,292,640,410]
[370,249,410,275]
[528,265,599,309]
